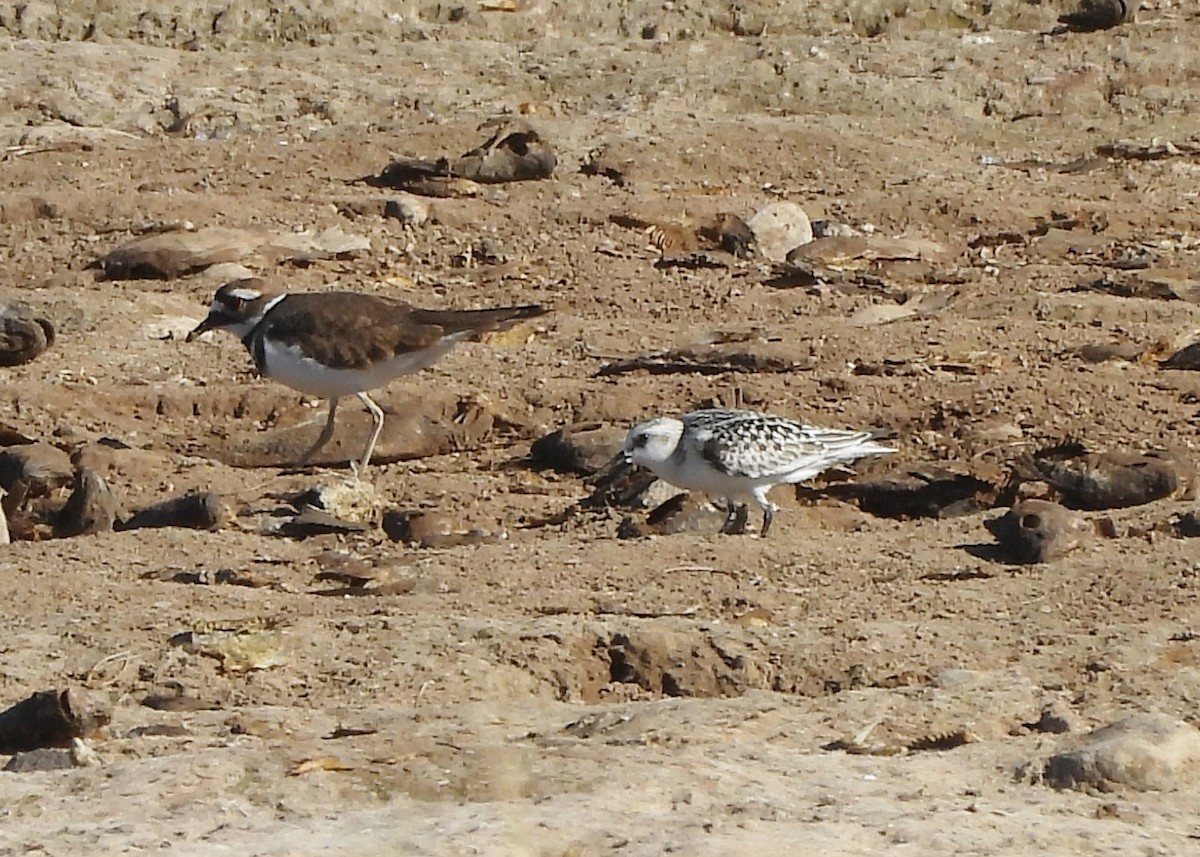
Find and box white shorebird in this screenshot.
[623,408,896,536]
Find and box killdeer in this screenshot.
[187,279,548,471]
[623,408,895,537]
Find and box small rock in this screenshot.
[200,261,258,283]
[0,688,111,755]
[4,747,76,772]
[171,625,287,674]
[985,499,1092,563]
[957,417,1024,446]
[310,551,415,595]
[651,493,742,535]
[708,212,756,258]
[311,550,375,584]
[619,493,743,538]
[811,219,861,239]
[1042,713,1200,792]
[141,315,201,341]
[932,668,986,688]
[1025,705,1074,734]
[581,456,658,511]
[384,194,430,227]
[292,480,379,525]
[96,226,370,280]
[1162,341,1200,371]
[70,737,101,767]
[0,195,59,225]
[69,444,117,475]
[1174,511,1200,538]
[117,491,226,532]
[1075,341,1145,364]
[206,404,450,469]
[277,508,370,538]
[642,478,692,511]
[376,119,556,190]
[141,689,221,712]
[126,724,192,738]
[0,303,55,366]
[55,468,121,537]
[747,202,813,262]
[96,226,265,280]
[530,422,626,475]
[1018,445,1194,510]
[1057,0,1137,32]
[0,442,73,512]
[381,509,502,548]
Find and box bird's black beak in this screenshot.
[185,312,221,343]
[588,450,631,490]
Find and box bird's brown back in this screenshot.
[259,292,546,371]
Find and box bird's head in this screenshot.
[187,279,279,342]
[623,417,685,468]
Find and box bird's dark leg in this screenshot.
[752,487,777,537]
[719,499,750,535]
[719,498,739,534]
[298,397,339,467]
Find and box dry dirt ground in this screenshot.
[2,1,1200,855]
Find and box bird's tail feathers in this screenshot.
[411,304,550,336]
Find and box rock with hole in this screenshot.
[985,499,1092,563]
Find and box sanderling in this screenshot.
[623,408,896,536]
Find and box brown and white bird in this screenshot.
[187,279,548,471]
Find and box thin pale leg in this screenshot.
[298,397,340,466]
[356,391,385,473]
[751,486,778,537]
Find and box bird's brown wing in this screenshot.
[262,293,547,371]
[262,293,446,370]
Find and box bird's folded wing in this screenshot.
[263,294,448,368]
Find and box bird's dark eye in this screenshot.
[632,434,649,448]
[229,297,245,311]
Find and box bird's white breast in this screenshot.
[258,335,461,398]
[639,439,753,498]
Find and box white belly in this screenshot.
[259,336,459,399]
[657,455,763,501]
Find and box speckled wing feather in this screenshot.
[680,408,752,431]
[686,410,880,481]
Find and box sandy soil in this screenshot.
[2,2,1200,854]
